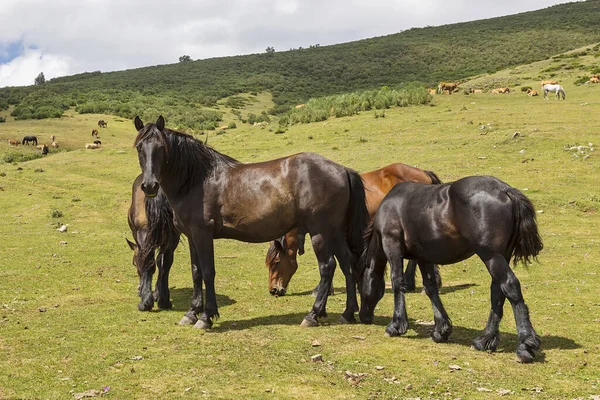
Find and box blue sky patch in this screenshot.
[0,40,26,63]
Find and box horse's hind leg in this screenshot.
[476,253,540,363]
[405,260,418,292]
[301,234,337,327]
[383,235,409,337]
[333,237,358,324]
[419,262,452,342]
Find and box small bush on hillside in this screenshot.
[3,152,43,163]
[521,86,532,92]
[228,122,237,129]
[0,116,5,123]
[574,76,590,85]
[50,210,63,218]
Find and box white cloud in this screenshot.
[0,49,73,87]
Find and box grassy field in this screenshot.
[1,57,599,399]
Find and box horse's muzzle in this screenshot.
[269,287,286,297]
[141,181,159,197]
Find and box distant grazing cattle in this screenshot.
[527,89,539,97]
[437,82,459,94]
[98,120,108,128]
[22,135,37,145]
[92,129,99,138]
[51,142,59,148]
[41,144,49,155]
[427,88,437,95]
[591,74,600,80]
[85,143,100,149]
[589,77,600,84]
[93,140,102,145]
[491,87,510,94]
[8,139,19,146]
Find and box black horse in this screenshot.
[358,176,543,363]
[127,174,181,311]
[22,136,37,145]
[134,116,369,329]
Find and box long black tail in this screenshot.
[424,170,443,184]
[505,188,543,266]
[357,222,388,284]
[345,169,370,275]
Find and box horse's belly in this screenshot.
[405,238,473,265]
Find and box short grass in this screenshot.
[0,54,599,399]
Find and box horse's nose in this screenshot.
[269,288,278,296]
[270,287,286,297]
[141,181,159,196]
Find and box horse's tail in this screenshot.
[424,170,443,184]
[344,169,370,275]
[505,188,543,266]
[560,88,566,100]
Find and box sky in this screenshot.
[0,0,570,88]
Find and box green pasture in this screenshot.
[1,70,599,399]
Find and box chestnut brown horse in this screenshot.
[358,176,543,363]
[127,174,180,311]
[266,163,442,296]
[134,116,369,329]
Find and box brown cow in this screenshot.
[589,77,600,84]
[437,81,459,94]
[527,89,539,97]
[541,80,558,89]
[8,139,19,146]
[491,87,510,94]
[427,88,437,95]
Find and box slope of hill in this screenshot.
[1,0,600,130]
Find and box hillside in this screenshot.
[1,0,600,131]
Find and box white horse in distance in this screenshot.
[543,84,566,100]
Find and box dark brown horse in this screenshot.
[92,129,99,138]
[98,120,108,128]
[134,116,369,329]
[266,163,443,296]
[22,135,37,145]
[127,174,180,311]
[358,176,543,363]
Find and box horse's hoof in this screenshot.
[157,300,173,310]
[300,318,318,328]
[178,315,197,325]
[338,315,356,324]
[193,320,212,330]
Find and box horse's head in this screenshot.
[265,236,298,296]
[134,116,168,198]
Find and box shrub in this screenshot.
[50,210,63,218]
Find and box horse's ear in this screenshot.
[156,116,165,131]
[126,238,137,251]
[273,237,285,253]
[134,116,144,131]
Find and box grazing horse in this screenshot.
[134,116,369,329]
[127,174,181,311]
[358,176,543,363]
[437,82,459,94]
[92,129,99,138]
[266,163,443,296]
[22,136,37,145]
[8,139,19,146]
[98,120,108,128]
[41,144,49,155]
[543,84,566,100]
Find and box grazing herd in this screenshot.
[128,116,544,363]
[5,119,108,153]
[432,79,578,100]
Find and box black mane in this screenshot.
[135,123,240,194]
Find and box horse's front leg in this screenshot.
[154,247,174,310]
[178,237,204,325]
[383,236,409,337]
[301,234,336,327]
[138,253,156,312]
[191,233,218,330]
[419,262,452,342]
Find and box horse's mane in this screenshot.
[265,236,287,266]
[139,189,178,262]
[135,123,240,194]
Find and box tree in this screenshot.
[179,55,192,62]
[265,47,275,54]
[34,72,45,85]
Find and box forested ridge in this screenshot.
[1,0,600,130]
